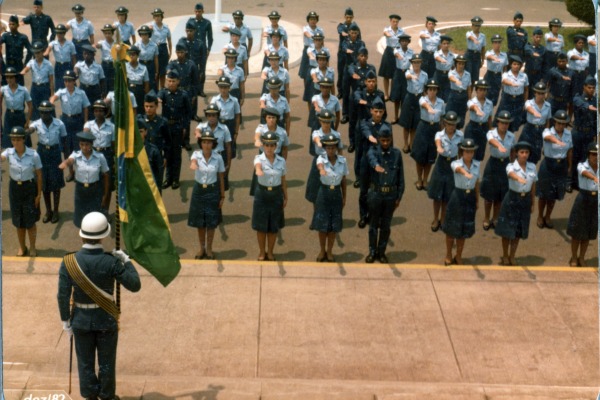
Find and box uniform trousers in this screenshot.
[367,189,397,254]
[73,327,118,399]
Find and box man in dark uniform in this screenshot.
[137,117,163,193]
[21,0,55,53]
[336,8,359,96]
[140,91,169,190]
[178,21,206,122]
[340,23,366,123]
[57,211,140,400]
[166,43,198,150]
[1,15,32,85]
[365,125,404,263]
[524,27,546,97]
[547,52,573,116]
[157,69,192,190]
[357,97,391,228]
[570,76,597,191]
[506,12,527,59]
[189,3,213,97]
[347,48,377,149]
[352,70,386,161]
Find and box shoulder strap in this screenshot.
[63,253,120,321]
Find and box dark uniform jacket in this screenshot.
[1,31,32,65]
[190,17,213,52]
[367,145,405,201]
[22,13,56,46]
[166,59,199,97]
[157,88,192,128]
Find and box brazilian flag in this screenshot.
[113,50,180,287]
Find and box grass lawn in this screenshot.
[439,26,595,53]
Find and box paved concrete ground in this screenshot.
[2,258,598,399]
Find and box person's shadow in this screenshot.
[133,384,225,400]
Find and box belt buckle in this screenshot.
[45,145,51,149]
[499,158,505,162]
[381,186,390,193]
[556,159,561,163]
[329,185,335,190]
[84,183,89,188]
[446,157,451,161]
[202,184,208,188]
[520,192,526,197]
[267,186,273,191]
[592,192,597,196]
[17,181,22,185]
[465,189,471,194]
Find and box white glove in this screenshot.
[62,321,73,337]
[112,249,131,263]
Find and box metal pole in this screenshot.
[215,0,222,24]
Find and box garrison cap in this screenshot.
[144,91,158,102]
[318,109,334,122]
[82,44,96,53]
[175,42,188,52]
[195,3,204,10]
[166,69,180,79]
[533,26,543,35]
[8,15,18,23]
[491,34,503,42]
[263,107,280,118]
[410,53,423,62]
[378,125,392,138]
[513,12,523,20]
[584,76,596,86]
[33,0,43,5]
[509,55,523,64]
[440,35,453,42]
[348,22,359,31]
[137,117,148,130]
[514,141,532,152]
[344,8,354,16]
[573,34,587,43]
[63,70,78,80]
[318,77,334,87]
[77,131,95,142]
[399,33,411,41]
[225,48,238,57]
[533,82,547,92]
[55,24,68,33]
[127,45,140,54]
[389,14,401,21]
[371,97,385,110]
[229,27,242,36]
[266,77,283,89]
[365,70,377,80]
[185,20,197,30]
[358,47,368,55]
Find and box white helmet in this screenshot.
[79,212,111,239]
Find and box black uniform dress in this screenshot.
[309,154,348,233]
[57,246,141,400]
[442,158,480,238]
[366,144,405,255]
[427,129,462,202]
[567,161,598,241]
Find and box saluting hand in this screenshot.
[374,165,385,173]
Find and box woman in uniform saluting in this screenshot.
[58,132,110,228]
[1,127,42,256]
[252,131,288,262]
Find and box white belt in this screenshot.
[75,302,100,309]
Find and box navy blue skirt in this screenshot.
[310,184,344,232]
[157,43,169,75]
[567,190,598,241]
[420,50,435,78]
[442,188,477,239]
[494,190,532,239]
[102,60,115,93]
[497,93,525,132]
[304,156,320,203]
[427,156,455,202]
[536,157,568,200]
[480,157,510,202]
[61,113,84,158]
[398,93,420,129]
[73,181,104,228]
[30,83,51,121]
[378,46,396,79]
[390,68,407,102]
[252,184,284,233]
[446,90,468,129]
[484,70,502,106]
[519,123,545,164]
[188,182,222,229]
[54,62,71,90]
[37,144,65,192]
[3,110,27,148]
[464,121,488,161]
[411,121,438,165]
[298,45,309,78]
[9,179,40,228]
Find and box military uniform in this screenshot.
[419,16,441,78]
[524,35,546,97]
[47,25,76,90]
[24,46,54,121]
[54,73,90,160]
[31,111,66,194]
[465,17,485,84]
[520,89,551,164]
[138,26,159,91]
[506,15,527,58]
[570,81,597,189]
[1,23,32,86]
[536,123,573,201]
[189,7,213,96]
[484,35,508,107]
[336,8,358,94]
[22,6,55,50]
[464,80,493,161]
[67,7,94,61]
[547,63,573,116]
[98,25,116,93]
[340,34,366,118]
[75,45,105,118]
[1,71,33,148]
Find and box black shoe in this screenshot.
[565,184,573,193]
[162,181,172,189]
[365,253,378,263]
[198,92,207,97]
[358,217,368,229]
[172,181,180,190]
[379,254,389,263]
[340,116,349,124]
[347,144,355,153]
[184,143,192,151]
[43,212,52,224]
[51,212,60,224]
[353,180,360,188]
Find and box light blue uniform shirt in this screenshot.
[307,45,330,68]
[192,150,225,184]
[139,40,159,62]
[451,158,480,189]
[311,94,341,121]
[262,66,290,85]
[115,21,135,42]
[26,59,54,84]
[227,22,253,45]
[406,70,428,94]
[435,129,463,158]
[466,31,486,52]
[150,22,171,45]
[506,160,537,193]
[486,128,515,159]
[434,50,455,71]
[317,154,348,186]
[542,127,573,158]
[98,40,114,62]
[567,48,589,71]
[419,96,445,122]
[125,63,149,84]
[48,39,76,63]
[70,150,109,183]
[449,69,471,92]
[260,93,290,117]
[198,122,232,153]
[312,128,343,157]
[485,50,508,73]
[302,25,324,47]
[254,153,286,186]
[2,147,42,180]
[68,18,94,41]
[84,119,115,148]
[545,33,564,52]
[255,124,289,154]
[577,160,599,191]
[106,90,136,115]
[420,30,440,52]
[2,85,32,110]
[220,65,245,89]
[587,35,596,54]
[525,99,551,125]
[501,71,528,95]
[265,25,288,45]
[210,95,240,120]
[265,44,287,65]
[224,42,248,64]
[55,87,90,115]
[394,47,413,70]
[311,67,334,90]
[467,96,493,123]
[75,61,105,85]
[31,117,67,146]
[384,26,405,48]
